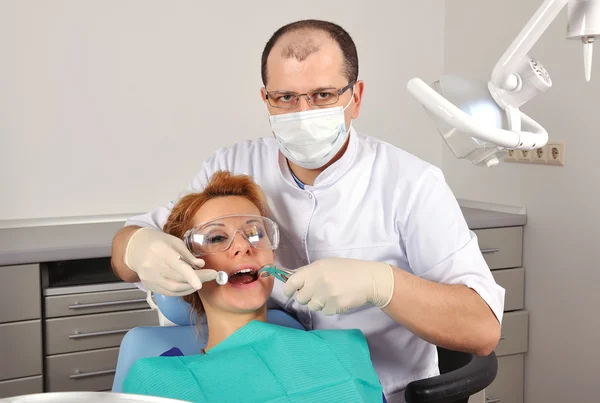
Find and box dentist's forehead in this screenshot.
[265,30,347,93]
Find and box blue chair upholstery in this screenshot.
[112,295,305,392]
[113,294,493,402]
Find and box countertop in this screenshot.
[0,206,526,267]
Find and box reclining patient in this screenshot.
[122,171,384,402]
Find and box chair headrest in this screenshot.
[154,294,199,326]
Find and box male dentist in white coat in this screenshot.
[111,19,505,402]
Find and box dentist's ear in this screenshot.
[260,87,268,103]
[261,88,274,124]
[350,80,365,120]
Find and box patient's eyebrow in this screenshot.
[204,223,225,228]
[246,219,261,225]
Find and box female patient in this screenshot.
[122,171,384,403]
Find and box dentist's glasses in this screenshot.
[183,214,279,257]
[265,81,355,109]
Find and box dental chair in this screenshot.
[112,295,497,403]
[404,347,497,403]
[112,294,305,393]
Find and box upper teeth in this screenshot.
[235,269,253,275]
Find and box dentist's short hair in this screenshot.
[261,19,359,86]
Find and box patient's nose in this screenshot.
[230,231,252,255]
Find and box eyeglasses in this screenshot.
[265,81,355,109]
[182,214,279,256]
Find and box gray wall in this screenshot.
[0,0,445,220]
[443,1,599,402]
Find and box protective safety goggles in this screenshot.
[183,214,279,257]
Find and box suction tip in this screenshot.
[583,37,594,82]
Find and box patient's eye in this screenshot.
[244,226,264,242]
[206,231,229,244]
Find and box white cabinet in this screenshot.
[474,226,528,403]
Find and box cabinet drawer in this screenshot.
[0,264,40,322]
[468,390,484,403]
[45,309,158,355]
[46,347,119,392]
[492,268,525,311]
[0,375,43,398]
[496,311,528,357]
[474,227,523,270]
[45,288,149,318]
[485,354,524,403]
[0,320,42,381]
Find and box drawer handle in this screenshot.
[69,328,131,339]
[481,248,500,254]
[68,298,147,310]
[485,397,501,403]
[70,368,116,380]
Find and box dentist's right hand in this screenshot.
[124,227,218,296]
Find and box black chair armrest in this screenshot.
[404,351,498,403]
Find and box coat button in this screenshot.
[308,194,313,199]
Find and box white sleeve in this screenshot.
[401,166,506,323]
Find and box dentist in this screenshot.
[111,19,504,402]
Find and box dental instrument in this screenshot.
[178,255,229,285]
[407,0,600,167]
[257,264,295,283]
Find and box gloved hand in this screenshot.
[124,227,218,296]
[282,258,395,315]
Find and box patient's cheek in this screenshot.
[264,277,275,292]
[198,281,219,299]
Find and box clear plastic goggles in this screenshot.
[183,214,279,257]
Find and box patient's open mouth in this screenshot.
[228,268,259,285]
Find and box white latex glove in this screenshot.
[283,258,395,315]
[124,227,218,296]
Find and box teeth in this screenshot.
[234,268,253,275]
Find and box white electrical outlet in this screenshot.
[517,149,534,163]
[504,149,518,162]
[532,146,548,164]
[502,141,565,166]
[546,141,566,166]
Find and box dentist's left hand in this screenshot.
[282,258,395,315]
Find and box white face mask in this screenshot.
[268,95,353,169]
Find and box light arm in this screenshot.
[491,0,569,92]
[407,0,600,167]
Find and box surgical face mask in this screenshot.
[268,96,353,169]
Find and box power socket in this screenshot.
[532,146,548,164]
[502,141,565,166]
[504,149,518,162]
[546,141,566,166]
[517,149,534,163]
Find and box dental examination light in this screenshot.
[407,0,600,167]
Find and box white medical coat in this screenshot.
[125,128,505,403]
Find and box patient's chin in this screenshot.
[223,289,270,314]
[208,275,273,314]
[226,297,267,314]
